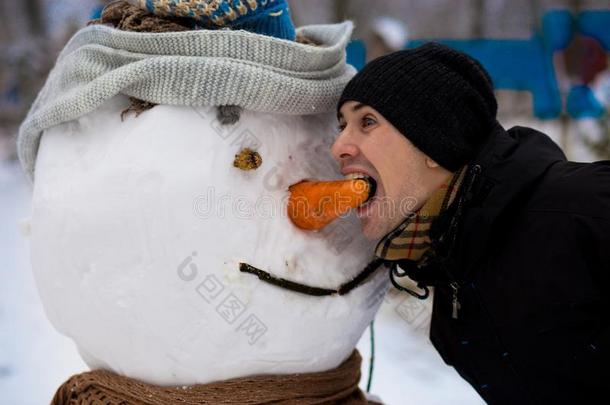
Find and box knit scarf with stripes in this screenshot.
[375,166,467,262]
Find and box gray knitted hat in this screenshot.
[18,22,356,182]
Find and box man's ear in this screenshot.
[424,157,441,169]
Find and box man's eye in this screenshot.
[362,116,377,127]
[337,123,346,132]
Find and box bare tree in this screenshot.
[23,0,46,37]
[471,0,485,38]
[333,0,349,22]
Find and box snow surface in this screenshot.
[357,289,484,404]
[0,160,87,405]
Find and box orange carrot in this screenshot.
[287,178,372,230]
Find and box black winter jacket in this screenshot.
[423,124,610,404]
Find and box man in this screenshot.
[333,43,609,404]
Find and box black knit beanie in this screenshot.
[338,42,498,171]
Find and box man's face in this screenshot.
[332,101,451,240]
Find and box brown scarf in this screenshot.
[375,166,467,262]
[51,350,381,405]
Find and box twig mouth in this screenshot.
[239,259,385,297]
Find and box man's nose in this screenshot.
[331,131,359,163]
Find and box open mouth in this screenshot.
[344,173,377,205]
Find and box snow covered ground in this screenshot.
[0,161,87,405]
[356,291,485,404]
[0,158,483,405]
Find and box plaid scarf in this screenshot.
[375,166,467,262]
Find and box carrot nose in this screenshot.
[287,178,374,231]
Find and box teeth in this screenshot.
[344,172,377,203]
[344,172,370,180]
[344,172,377,204]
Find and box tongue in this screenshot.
[287,178,372,230]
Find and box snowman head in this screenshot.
[20,7,389,386]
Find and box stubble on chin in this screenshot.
[361,215,393,241]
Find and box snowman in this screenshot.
[18,0,389,402]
